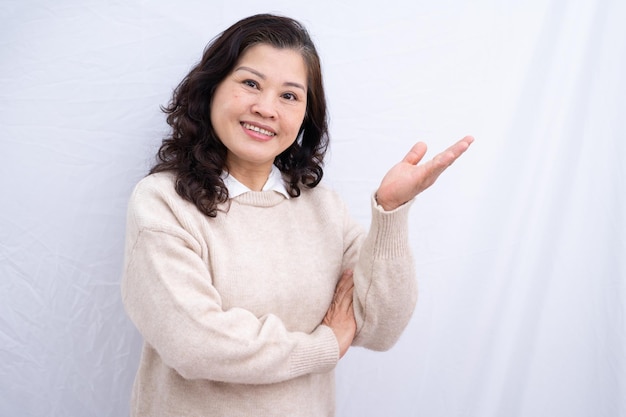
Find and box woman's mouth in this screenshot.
[241,122,276,137]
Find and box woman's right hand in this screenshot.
[322,270,357,358]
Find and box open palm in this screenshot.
[375,136,474,211]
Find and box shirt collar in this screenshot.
[222,165,290,199]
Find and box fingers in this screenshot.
[334,270,354,312]
[405,136,473,167]
[406,135,473,193]
[336,270,353,291]
[402,142,428,165]
[375,135,473,210]
[429,135,474,172]
[449,135,474,156]
[325,270,357,358]
[443,135,474,161]
[322,270,357,359]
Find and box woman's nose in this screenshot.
[251,93,277,119]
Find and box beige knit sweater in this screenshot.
[121,171,417,417]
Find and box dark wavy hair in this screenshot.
[149,14,329,217]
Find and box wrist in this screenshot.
[374,192,397,211]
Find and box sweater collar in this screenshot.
[222,165,290,199]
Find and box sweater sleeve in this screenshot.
[121,180,339,385]
[347,195,418,351]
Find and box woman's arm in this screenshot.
[347,136,474,350]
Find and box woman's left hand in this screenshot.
[375,136,474,211]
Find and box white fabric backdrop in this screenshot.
[1,1,624,416]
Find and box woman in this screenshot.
[121,13,473,417]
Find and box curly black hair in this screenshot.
[149,14,329,217]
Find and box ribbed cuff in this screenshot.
[368,194,413,259]
[288,325,339,378]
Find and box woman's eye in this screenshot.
[243,79,258,89]
[282,92,297,101]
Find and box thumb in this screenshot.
[402,142,428,165]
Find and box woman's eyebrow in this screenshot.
[234,66,306,92]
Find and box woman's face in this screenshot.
[211,43,308,178]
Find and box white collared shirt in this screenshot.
[222,165,290,199]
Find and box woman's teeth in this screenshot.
[242,123,275,137]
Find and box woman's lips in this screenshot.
[241,122,276,139]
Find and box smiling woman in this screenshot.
[120,12,472,417]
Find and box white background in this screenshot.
[1,0,625,416]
